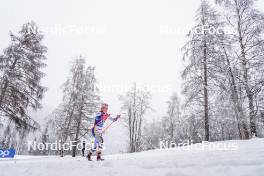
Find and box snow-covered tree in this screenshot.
[182,0,224,141]
[119,83,151,152]
[162,93,181,143]
[0,21,47,131]
[0,22,47,150]
[51,56,100,157]
[215,0,264,136]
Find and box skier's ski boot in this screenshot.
[87,151,92,161]
[97,151,104,161]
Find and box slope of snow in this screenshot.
[1,138,264,176]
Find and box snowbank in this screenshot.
[1,138,264,176]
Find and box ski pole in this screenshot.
[102,121,115,134]
[102,115,121,133]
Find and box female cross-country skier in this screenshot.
[87,103,120,161]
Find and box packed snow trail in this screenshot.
[1,138,264,176]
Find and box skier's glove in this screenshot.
[114,115,121,121]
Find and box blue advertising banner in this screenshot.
[0,149,16,158]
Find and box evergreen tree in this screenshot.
[0,21,47,130]
[51,56,100,157]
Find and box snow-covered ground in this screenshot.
[1,138,264,176]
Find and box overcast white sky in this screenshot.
[1,0,264,120]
